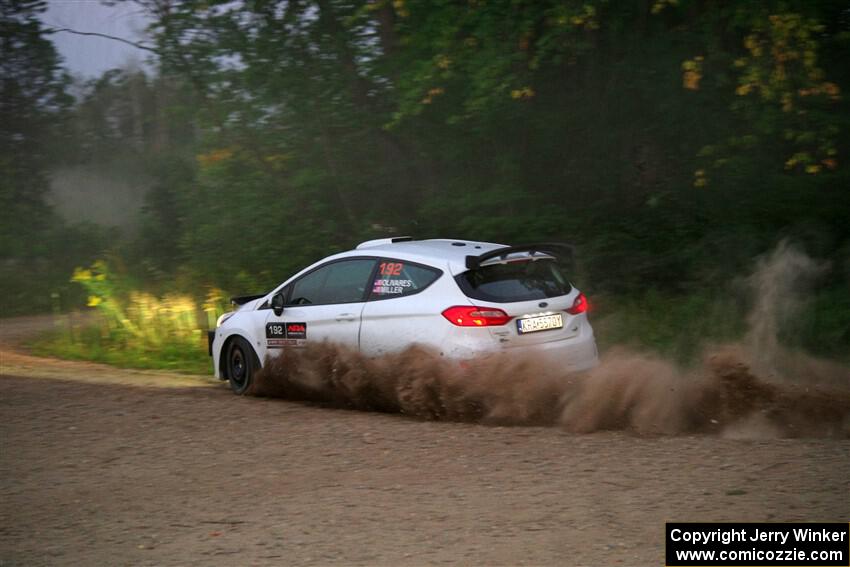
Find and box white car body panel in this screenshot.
[359,266,468,357]
[211,239,599,380]
[262,301,366,362]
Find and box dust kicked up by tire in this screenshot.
[250,242,850,439]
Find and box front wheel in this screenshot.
[226,337,257,395]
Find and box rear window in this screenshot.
[455,259,573,303]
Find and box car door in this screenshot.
[359,258,445,356]
[264,258,377,353]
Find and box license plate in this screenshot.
[516,313,563,334]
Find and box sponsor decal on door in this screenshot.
[266,322,307,348]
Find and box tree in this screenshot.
[128,0,848,301]
[0,0,114,315]
[0,0,71,258]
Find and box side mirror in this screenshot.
[271,292,285,316]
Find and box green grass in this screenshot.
[591,290,748,364]
[29,325,213,375]
[25,260,226,376]
[795,287,850,363]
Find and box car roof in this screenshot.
[351,238,507,274]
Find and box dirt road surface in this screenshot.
[1,316,848,566]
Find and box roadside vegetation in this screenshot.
[4,1,849,370]
[29,262,227,374]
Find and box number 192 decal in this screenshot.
[379,262,403,276]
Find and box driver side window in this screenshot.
[287,259,376,306]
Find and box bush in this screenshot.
[31,261,227,374]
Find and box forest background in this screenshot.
[3,0,849,367]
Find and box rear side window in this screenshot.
[455,259,572,302]
[369,259,441,299]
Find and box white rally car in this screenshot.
[209,238,598,393]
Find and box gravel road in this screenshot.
[1,316,848,566]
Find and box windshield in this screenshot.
[455,258,573,302]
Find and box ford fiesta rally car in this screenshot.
[209,238,599,394]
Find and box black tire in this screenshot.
[226,337,257,395]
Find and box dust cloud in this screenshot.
[745,240,831,379]
[251,243,850,438]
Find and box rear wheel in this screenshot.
[226,337,257,395]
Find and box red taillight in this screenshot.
[442,306,512,327]
[566,292,588,315]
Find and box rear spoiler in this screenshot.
[230,293,265,306]
[465,242,575,270]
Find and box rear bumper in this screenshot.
[442,328,599,372]
[498,330,599,372]
[533,333,599,372]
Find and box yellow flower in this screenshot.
[511,87,535,100]
[651,0,678,14]
[197,148,234,167]
[392,0,408,16]
[822,82,841,100]
[421,87,444,105]
[72,268,92,282]
[87,295,102,307]
[683,70,701,90]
